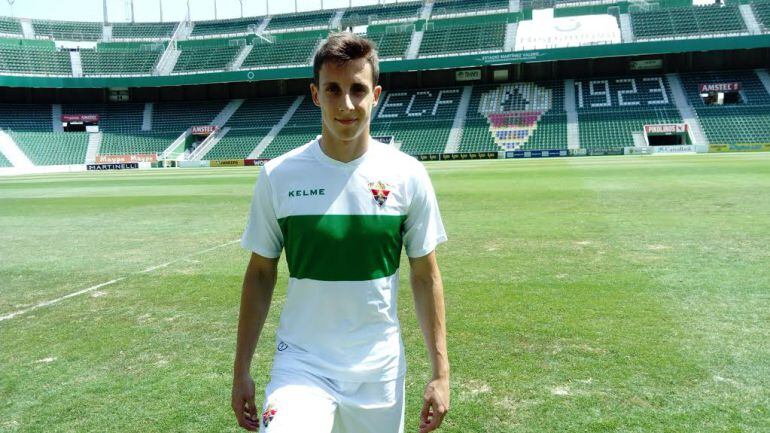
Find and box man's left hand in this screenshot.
[419,377,450,432]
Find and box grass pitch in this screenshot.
[1,153,768,432]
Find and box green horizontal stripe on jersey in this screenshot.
[278,214,407,281]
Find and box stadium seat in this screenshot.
[418,21,506,57]
[430,0,510,18]
[152,101,229,134]
[575,76,681,149]
[372,87,463,154]
[341,3,423,27]
[100,133,179,155]
[266,11,334,32]
[203,96,298,159]
[459,82,567,152]
[752,0,770,33]
[0,45,72,75]
[0,17,23,36]
[0,104,52,131]
[173,45,242,73]
[0,151,11,167]
[630,5,747,41]
[62,103,145,132]
[112,22,176,40]
[32,19,102,41]
[191,17,263,37]
[80,46,164,75]
[261,97,320,158]
[240,37,319,68]
[8,131,89,165]
[364,27,413,59]
[679,70,770,144]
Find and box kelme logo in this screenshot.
[288,188,325,198]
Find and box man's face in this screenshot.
[310,57,381,144]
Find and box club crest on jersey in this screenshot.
[262,404,277,428]
[368,181,392,207]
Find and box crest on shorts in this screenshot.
[368,181,392,207]
[262,404,277,428]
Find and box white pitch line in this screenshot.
[0,239,240,323]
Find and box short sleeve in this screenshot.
[403,164,447,258]
[241,172,283,258]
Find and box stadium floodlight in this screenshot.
[238,0,244,18]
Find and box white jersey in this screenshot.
[241,138,446,382]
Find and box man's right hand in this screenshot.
[232,374,260,431]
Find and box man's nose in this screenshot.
[340,92,355,111]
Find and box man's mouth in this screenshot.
[336,118,357,125]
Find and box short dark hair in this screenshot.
[312,32,379,87]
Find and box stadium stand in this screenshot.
[371,87,463,154]
[152,100,229,134]
[364,26,413,58]
[173,44,242,73]
[62,103,145,132]
[341,2,423,26]
[260,96,320,158]
[266,11,334,32]
[8,131,89,165]
[204,128,272,159]
[190,17,263,37]
[241,37,319,68]
[0,17,22,36]
[0,151,11,167]
[751,0,770,32]
[459,82,567,152]
[418,21,506,57]
[80,45,164,75]
[576,76,681,149]
[0,104,51,131]
[111,22,176,40]
[203,96,298,159]
[100,133,178,155]
[62,103,177,155]
[32,19,102,41]
[629,4,747,40]
[679,70,770,144]
[431,0,510,17]
[0,43,72,75]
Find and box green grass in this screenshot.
[1,153,769,432]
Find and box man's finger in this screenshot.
[420,399,432,423]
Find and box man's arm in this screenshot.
[409,250,450,433]
[232,252,279,432]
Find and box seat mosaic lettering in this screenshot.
[288,188,326,197]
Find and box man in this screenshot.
[232,32,449,433]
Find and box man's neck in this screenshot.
[319,129,371,163]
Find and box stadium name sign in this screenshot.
[699,82,741,93]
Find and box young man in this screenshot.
[232,33,449,433]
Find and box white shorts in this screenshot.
[259,368,405,433]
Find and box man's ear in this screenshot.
[372,85,382,106]
[310,83,320,107]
